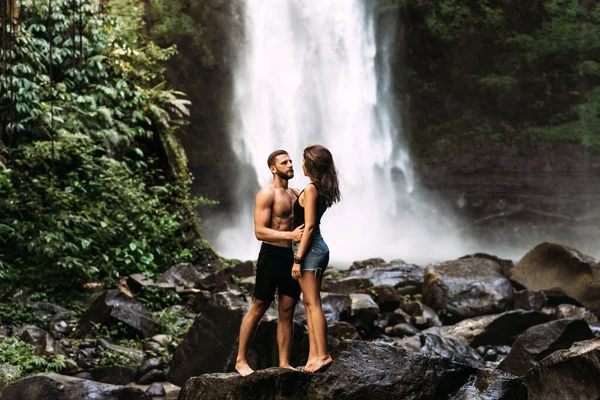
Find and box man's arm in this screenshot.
[254,189,298,242]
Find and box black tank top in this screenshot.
[293,184,327,229]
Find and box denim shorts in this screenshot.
[292,229,330,273]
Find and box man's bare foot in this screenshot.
[235,360,254,377]
[279,364,296,371]
[304,355,332,373]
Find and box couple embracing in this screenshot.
[235,144,341,376]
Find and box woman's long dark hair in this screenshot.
[303,144,341,208]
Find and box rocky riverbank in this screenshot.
[3,242,600,399]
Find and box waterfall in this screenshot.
[211,0,470,266]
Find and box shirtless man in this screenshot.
[235,150,304,376]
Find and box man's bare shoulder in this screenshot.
[256,185,276,203]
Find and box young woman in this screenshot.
[291,144,341,373]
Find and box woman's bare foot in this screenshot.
[304,355,332,373]
[302,357,317,371]
[235,360,254,377]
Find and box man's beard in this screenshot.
[276,170,294,180]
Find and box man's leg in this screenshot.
[277,294,298,369]
[235,299,271,376]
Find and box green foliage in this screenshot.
[136,286,181,312]
[0,303,44,326]
[0,0,209,291]
[153,307,193,340]
[98,348,139,367]
[0,338,69,375]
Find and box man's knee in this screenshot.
[249,299,271,317]
[278,297,298,319]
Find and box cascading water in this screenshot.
[211,0,471,266]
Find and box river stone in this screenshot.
[179,340,476,400]
[17,325,63,356]
[2,373,149,400]
[498,318,595,376]
[525,338,600,400]
[231,261,255,278]
[451,369,527,400]
[423,256,514,322]
[79,290,160,338]
[346,294,379,330]
[510,242,600,315]
[513,289,547,311]
[345,261,427,292]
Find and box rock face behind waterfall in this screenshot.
[510,242,600,315]
[179,341,476,400]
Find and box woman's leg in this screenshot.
[303,298,317,370]
[299,270,332,372]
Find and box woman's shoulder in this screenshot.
[305,183,319,195]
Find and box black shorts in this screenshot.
[253,243,301,302]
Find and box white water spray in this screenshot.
[212,0,472,266]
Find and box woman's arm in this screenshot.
[292,184,318,279]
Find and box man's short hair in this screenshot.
[267,150,288,167]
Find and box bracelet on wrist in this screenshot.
[294,256,303,264]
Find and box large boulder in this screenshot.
[79,290,160,338]
[345,262,427,293]
[2,373,148,400]
[179,340,476,400]
[510,242,600,315]
[498,318,595,376]
[167,292,248,386]
[423,256,514,322]
[525,338,600,400]
[424,310,552,347]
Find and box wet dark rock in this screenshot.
[2,373,149,399]
[137,369,168,385]
[17,325,63,356]
[383,308,413,327]
[231,261,255,278]
[421,334,484,369]
[498,318,595,376]
[384,323,419,337]
[157,263,204,288]
[197,267,235,292]
[513,289,547,311]
[346,261,426,292]
[88,365,137,385]
[423,256,514,322]
[327,321,361,341]
[139,357,167,376]
[167,292,249,386]
[321,276,373,294]
[525,338,600,400]
[179,340,476,400]
[146,382,167,398]
[127,274,176,294]
[400,300,442,329]
[294,293,352,325]
[238,276,256,293]
[425,310,552,347]
[368,285,401,312]
[510,242,600,315]
[79,290,160,338]
[346,294,379,331]
[451,369,527,400]
[348,258,387,271]
[183,289,213,313]
[555,304,598,323]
